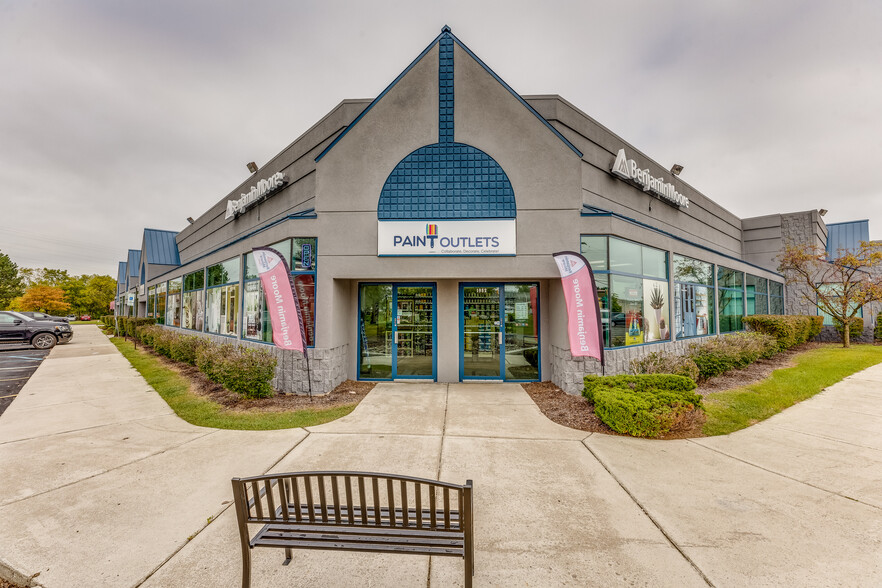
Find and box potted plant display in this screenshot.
[650,285,666,339]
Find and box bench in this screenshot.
[231,471,474,588]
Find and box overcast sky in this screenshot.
[2,0,880,276]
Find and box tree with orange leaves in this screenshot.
[778,241,882,347]
[18,284,71,316]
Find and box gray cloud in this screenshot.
[1,0,880,275]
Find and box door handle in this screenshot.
[394,331,399,344]
[498,332,503,345]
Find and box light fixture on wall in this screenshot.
[818,209,828,217]
[670,164,684,176]
[246,162,259,174]
[186,217,195,224]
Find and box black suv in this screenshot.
[0,311,73,349]
[19,311,70,323]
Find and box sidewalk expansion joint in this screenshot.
[581,439,715,587]
[768,424,882,452]
[0,412,177,447]
[0,430,217,509]
[135,430,313,587]
[686,439,882,512]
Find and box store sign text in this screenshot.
[610,149,689,208]
[378,220,516,256]
[225,172,288,220]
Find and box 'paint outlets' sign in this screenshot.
[378,220,516,256]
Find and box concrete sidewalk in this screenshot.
[1,326,881,587]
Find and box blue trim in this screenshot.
[449,32,582,158]
[357,283,437,381]
[148,210,316,284]
[582,205,784,278]
[316,32,446,162]
[316,28,583,163]
[458,282,541,382]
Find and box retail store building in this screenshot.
[114,27,871,395]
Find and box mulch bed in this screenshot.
[523,341,826,439]
[132,340,374,412]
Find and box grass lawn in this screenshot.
[110,337,356,430]
[702,344,882,436]
[71,319,101,324]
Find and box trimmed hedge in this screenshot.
[742,315,824,350]
[630,351,700,382]
[687,331,778,380]
[583,374,696,404]
[124,326,278,399]
[583,374,702,438]
[125,317,156,338]
[876,312,882,341]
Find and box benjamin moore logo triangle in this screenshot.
[611,149,631,179]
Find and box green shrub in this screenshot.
[583,374,696,404]
[876,312,882,341]
[743,315,824,350]
[136,325,162,347]
[116,316,128,335]
[630,351,700,382]
[686,332,779,381]
[591,386,703,438]
[170,335,205,366]
[125,317,156,338]
[523,348,539,368]
[220,347,277,399]
[196,342,233,384]
[807,316,824,340]
[834,317,864,339]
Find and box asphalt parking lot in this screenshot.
[0,347,49,417]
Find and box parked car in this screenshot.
[0,311,73,349]
[65,315,77,321]
[19,311,70,323]
[79,315,92,321]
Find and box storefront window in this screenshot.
[182,269,204,331]
[673,254,715,339]
[583,236,669,348]
[817,283,862,325]
[718,266,744,332]
[746,275,768,316]
[244,239,292,279]
[206,258,239,336]
[579,236,607,271]
[769,281,784,315]
[155,282,166,325]
[167,278,182,327]
[242,238,316,346]
[147,286,156,318]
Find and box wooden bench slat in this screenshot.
[358,477,367,525]
[371,478,381,526]
[303,476,315,523]
[415,483,423,530]
[264,480,276,521]
[386,479,396,528]
[251,481,263,519]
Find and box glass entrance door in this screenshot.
[462,286,502,378]
[395,286,434,377]
[359,284,436,380]
[461,283,540,381]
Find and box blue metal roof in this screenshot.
[826,220,869,257]
[127,250,141,277]
[143,228,181,266]
[117,262,127,285]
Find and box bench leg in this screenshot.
[241,547,251,588]
[283,547,293,565]
[464,552,473,588]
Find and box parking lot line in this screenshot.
[0,394,17,399]
[0,366,37,371]
[1,356,44,361]
[0,377,30,382]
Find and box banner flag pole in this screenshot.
[552,251,606,371]
[252,247,312,398]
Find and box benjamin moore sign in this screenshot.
[225,172,289,220]
[378,220,516,256]
[610,149,689,208]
